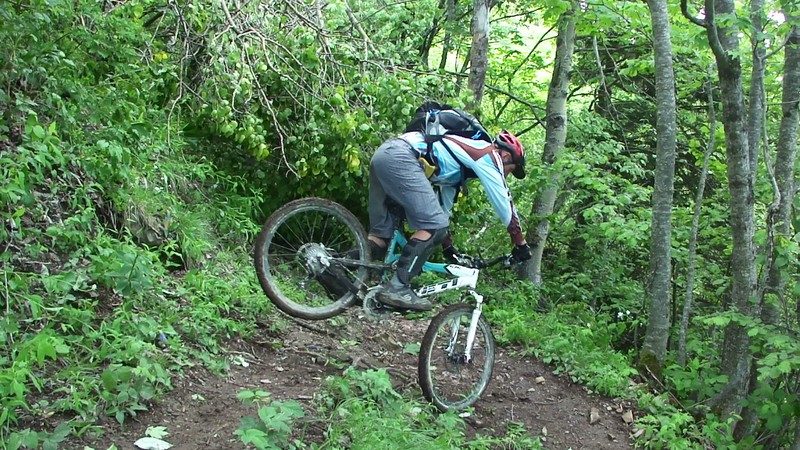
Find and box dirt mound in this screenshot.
[78,308,635,449]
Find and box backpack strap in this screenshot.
[439,138,473,198]
[419,108,486,188]
[420,111,445,177]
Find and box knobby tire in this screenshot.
[254,197,369,320]
[418,303,496,412]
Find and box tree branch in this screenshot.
[680,0,707,27]
[704,0,730,67]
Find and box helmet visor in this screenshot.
[512,160,526,179]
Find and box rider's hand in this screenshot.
[510,243,531,264]
[443,245,460,263]
[443,245,474,266]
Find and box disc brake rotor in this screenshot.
[297,243,332,275]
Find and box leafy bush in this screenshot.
[490,293,638,397]
[316,369,542,450]
[235,390,306,450]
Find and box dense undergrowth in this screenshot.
[3,1,797,449]
[232,370,544,450]
[0,2,539,448]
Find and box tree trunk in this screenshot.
[439,0,456,71]
[467,0,490,109]
[732,0,773,439]
[772,25,800,449]
[703,0,759,422]
[523,2,577,287]
[746,0,766,185]
[767,24,799,327]
[638,0,677,379]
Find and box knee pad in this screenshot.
[426,227,449,246]
[396,227,449,284]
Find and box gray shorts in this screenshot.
[368,138,450,238]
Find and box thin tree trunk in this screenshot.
[746,0,766,185]
[733,0,771,435]
[772,24,800,448]
[439,0,456,71]
[639,0,677,378]
[703,0,759,422]
[768,24,799,328]
[467,0,490,108]
[677,74,716,367]
[523,2,577,288]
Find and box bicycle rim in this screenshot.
[254,198,369,320]
[419,303,495,412]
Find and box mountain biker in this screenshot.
[367,126,532,311]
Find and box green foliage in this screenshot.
[0,1,270,443]
[100,359,171,424]
[315,369,543,450]
[235,390,306,450]
[150,0,463,210]
[664,357,727,403]
[89,238,157,296]
[4,422,73,450]
[635,392,739,450]
[490,294,637,397]
[526,112,652,318]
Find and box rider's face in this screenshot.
[499,149,516,178]
[503,163,516,178]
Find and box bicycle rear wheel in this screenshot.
[418,303,496,412]
[254,197,369,320]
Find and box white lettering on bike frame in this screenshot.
[414,264,480,297]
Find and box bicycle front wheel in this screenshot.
[254,197,369,320]
[418,303,496,412]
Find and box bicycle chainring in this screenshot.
[362,287,397,321]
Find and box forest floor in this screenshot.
[76,307,638,450]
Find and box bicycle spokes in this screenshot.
[419,304,496,411]
[255,198,369,320]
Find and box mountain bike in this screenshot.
[254,197,517,411]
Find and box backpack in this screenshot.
[404,101,491,185]
[404,101,492,143]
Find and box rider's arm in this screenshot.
[441,137,526,246]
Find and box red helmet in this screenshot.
[494,130,525,179]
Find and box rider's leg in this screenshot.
[369,138,450,310]
[367,149,395,241]
[378,227,448,311]
[363,237,388,261]
[364,149,396,261]
[392,227,448,284]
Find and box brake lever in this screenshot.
[470,257,486,269]
[454,254,476,267]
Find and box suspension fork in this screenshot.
[445,291,484,363]
[463,290,485,362]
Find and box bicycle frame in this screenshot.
[384,229,485,362]
[384,229,479,289]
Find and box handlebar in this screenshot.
[468,255,519,269]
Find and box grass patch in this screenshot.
[234,369,544,450]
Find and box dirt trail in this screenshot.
[79,308,636,450]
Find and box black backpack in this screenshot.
[405,101,492,185]
[404,101,492,143]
